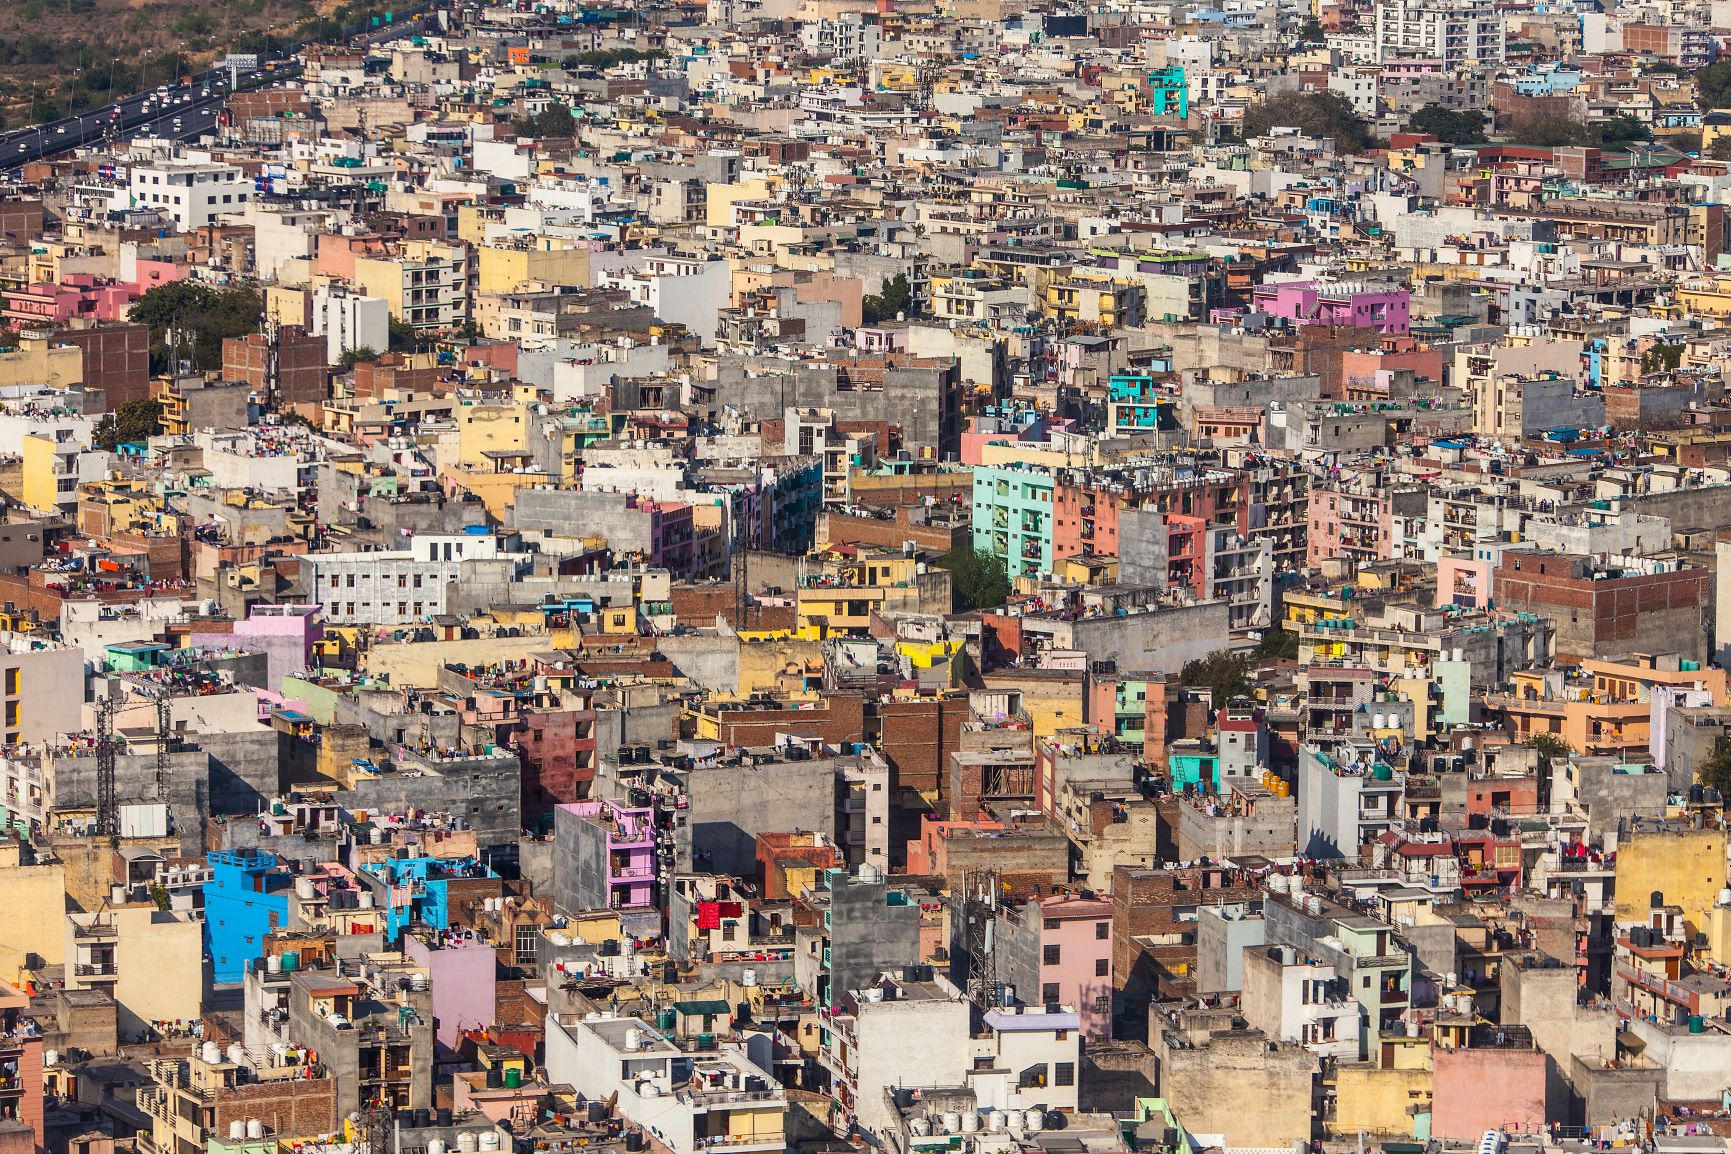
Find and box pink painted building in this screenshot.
[405,932,498,1052]
[1437,556,1494,609]
[1251,280,1410,335]
[3,278,141,326]
[1429,1041,1545,1139]
[232,603,322,693]
[1000,894,1115,1039]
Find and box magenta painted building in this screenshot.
[1251,280,1410,335]
[556,799,657,910]
[405,932,497,1052]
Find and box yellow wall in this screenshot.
[20,434,60,512]
[1614,827,1728,932]
[706,178,775,229]
[477,243,590,295]
[363,634,554,688]
[981,672,1086,739]
[1329,1063,1432,1138]
[0,337,82,391]
[455,402,530,466]
[0,843,65,981]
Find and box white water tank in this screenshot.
[229,1122,246,1141]
[641,1081,660,1099]
[43,1050,57,1068]
[1024,1110,1044,1133]
[202,1041,223,1064]
[988,1112,1007,1133]
[479,1134,500,1152]
[910,1119,931,1137]
[411,972,429,992]
[942,1113,962,1134]
[247,1119,265,1140]
[266,955,283,975]
[228,1044,249,1067]
[741,969,758,987]
[358,891,375,909]
[1004,1111,1025,1131]
[457,1133,478,1154]
[624,1027,643,1052]
[429,1142,446,1154]
[295,877,317,901]
[961,1112,981,1133]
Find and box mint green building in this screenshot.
[971,465,1054,577]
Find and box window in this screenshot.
[1041,982,1060,1004]
[1095,921,1110,939]
[1054,1062,1075,1088]
[1043,918,1060,930]
[514,924,539,966]
[1094,995,1112,1015]
[1042,944,1061,966]
[3,669,18,696]
[1095,958,1109,977]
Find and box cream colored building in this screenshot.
[66,905,204,1039]
[0,841,64,982]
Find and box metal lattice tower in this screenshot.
[962,868,999,1011]
[154,692,173,802]
[95,696,117,836]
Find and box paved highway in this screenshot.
[2,5,432,169]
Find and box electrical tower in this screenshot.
[94,695,118,836]
[961,868,999,1011]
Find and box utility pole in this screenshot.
[95,696,117,837]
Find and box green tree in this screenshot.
[862,273,913,325]
[1506,112,1589,148]
[1525,732,1573,763]
[517,102,575,138]
[936,546,1010,612]
[1590,115,1652,150]
[1699,737,1731,800]
[1711,137,1731,161]
[1241,90,1373,152]
[1253,627,1299,662]
[388,318,420,354]
[92,398,163,450]
[1407,104,1487,145]
[1296,16,1325,44]
[1641,342,1684,373]
[1179,649,1254,707]
[1696,60,1731,110]
[129,281,262,372]
[338,345,379,368]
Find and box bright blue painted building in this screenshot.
[1148,67,1188,118]
[357,853,497,941]
[204,850,295,983]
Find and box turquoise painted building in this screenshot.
[1148,67,1188,118]
[1107,373,1172,434]
[1168,746,1220,792]
[972,465,1055,578]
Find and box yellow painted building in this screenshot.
[0,841,64,982]
[454,399,533,467]
[1329,1061,1432,1139]
[0,334,82,391]
[476,240,591,295]
[706,177,776,229]
[1614,827,1728,934]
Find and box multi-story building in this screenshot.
[305,532,532,625]
[0,981,43,1150]
[65,904,204,1040]
[353,240,470,330]
[128,160,251,231]
[551,799,660,915]
[990,894,1115,1039]
[973,465,1054,578]
[1374,0,1505,66]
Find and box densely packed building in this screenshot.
[2,3,1731,1154]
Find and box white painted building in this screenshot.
[312,284,392,365]
[128,160,250,232]
[305,532,531,625]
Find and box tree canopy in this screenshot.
[1697,61,1731,110]
[1179,649,1255,708]
[93,398,163,451]
[936,546,1010,612]
[1406,104,1487,145]
[516,102,576,138]
[862,274,914,325]
[128,281,263,373]
[1241,91,1373,153]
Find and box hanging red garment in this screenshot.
[696,901,722,930]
